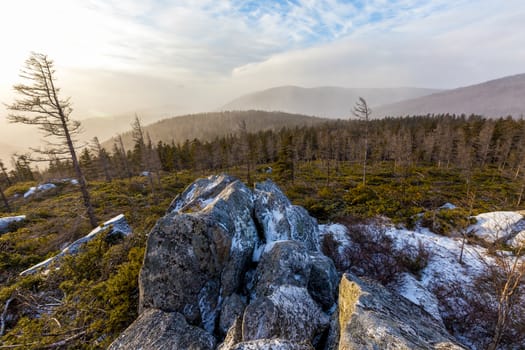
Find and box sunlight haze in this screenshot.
[1,0,524,160]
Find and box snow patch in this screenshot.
[20,214,131,276]
[23,183,57,198]
[392,272,443,324]
[319,223,352,255]
[470,211,523,243]
[0,215,26,233]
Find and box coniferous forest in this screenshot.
[1,112,525,348]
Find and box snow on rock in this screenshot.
[23,183,57,198]
[439,202,457,210]
[20,214,131,276]
[509,230,525,248]
[470,211,524,244]
[126,175,337,350]
[0,215,26,234]
[319,223,351,251]
[254,180,319,251]
[167,174,241,213]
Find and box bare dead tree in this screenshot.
[486,243,525,350]
[0,185,9,212]
[5,53,97,228]
[353,97,371,187]
[91,137,111,182]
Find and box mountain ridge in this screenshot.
[373,73,525,118]
[221,86,442,119]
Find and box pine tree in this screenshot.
[6,53,97,227]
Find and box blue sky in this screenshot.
[0,0,524,120]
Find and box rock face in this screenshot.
[111,174,463,349]
[108,308,216,350]
[338,273,465,350]
[116,175,334,349]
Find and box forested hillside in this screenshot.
[104,110,327,151]
[1,114,525,348]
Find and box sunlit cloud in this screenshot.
[0,0,524,121]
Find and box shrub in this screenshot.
[335,219,401,284]
[421,208,475,236]
[396,239,431,277]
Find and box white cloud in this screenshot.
[0,0,524,123]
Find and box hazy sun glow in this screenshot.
[1,0,525,159]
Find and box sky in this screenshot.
[0,0,524,128]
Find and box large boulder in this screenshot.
[253,240,312,298]
[139,176,258,330]
[338,273,465,350]
[108,308,216,350]
[222,240,332,349]
[242,285,329,343]
[226,339,315,350]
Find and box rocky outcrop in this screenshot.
[338,273,465,350]
[114,175,334,349]
[111,174,464,349]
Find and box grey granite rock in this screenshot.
[337,273,466,350]
[254,180,319,251]
[108,308,216,350]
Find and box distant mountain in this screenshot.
[103,110,327,150]
[374,74,525,118]
[221,86,442,119]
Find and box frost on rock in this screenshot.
[0,215,26,234]
[20,214,131,276]
[125,175,337,350]
[254,180,319,251]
